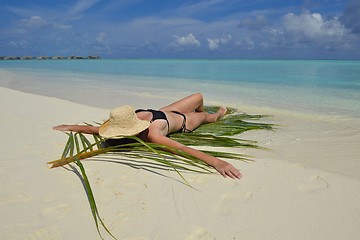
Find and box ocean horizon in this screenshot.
[1,59,359,117]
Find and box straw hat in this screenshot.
[99,105,150,139]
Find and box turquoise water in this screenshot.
[1,59,360,116]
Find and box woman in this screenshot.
[53,93,241,179]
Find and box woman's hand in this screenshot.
[53,124,73,131]
[52,125,99,134]
[214,160,242,179]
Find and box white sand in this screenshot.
[1,86,360,240]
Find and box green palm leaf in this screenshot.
[49,106,274,239]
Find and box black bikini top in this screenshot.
[135,109,170,133]
[135,109,191,135]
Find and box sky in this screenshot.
[1,0,360,59]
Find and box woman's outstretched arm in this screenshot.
[53,124,99,134]
[147,131,241,179]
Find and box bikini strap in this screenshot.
[135,109,147,113]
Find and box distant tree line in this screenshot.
[0,55,102,60]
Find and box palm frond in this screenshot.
[49,106,274,239]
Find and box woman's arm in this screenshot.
[179,144,241,179]
[147,132,241,179]
[53,124,99,134]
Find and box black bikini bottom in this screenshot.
[171,111,192,133]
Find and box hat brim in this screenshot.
[99,119,150,139]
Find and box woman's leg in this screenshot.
[184,106,227,131]
[160,93,205,113]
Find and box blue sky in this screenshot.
[1,0,359,59]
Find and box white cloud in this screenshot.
[239,14,269,30]
[207,34,232,50]
[96,32,107,44]
[8,40,28,48]
[283,12,348,40]
[235,37,255,50]
[167,0,230,18]
[54,24,72,30]
[263,27,284,37]
[69,0,102,15]
[207,39,219,50]
[173,33,201,47]
[20,16,71,30]
[21,16,45,27]
[94,32,112,53]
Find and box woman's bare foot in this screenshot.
[214,106,227,121]
[218,106,227,117]
[207,106,227,123]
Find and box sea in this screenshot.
[1,59,359,117]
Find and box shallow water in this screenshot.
[1,59,359,117]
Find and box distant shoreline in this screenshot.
[1,57,359,61]
[0,55,102,60]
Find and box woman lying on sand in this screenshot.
[53,93,241,179]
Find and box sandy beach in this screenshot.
[1,85,360,240]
